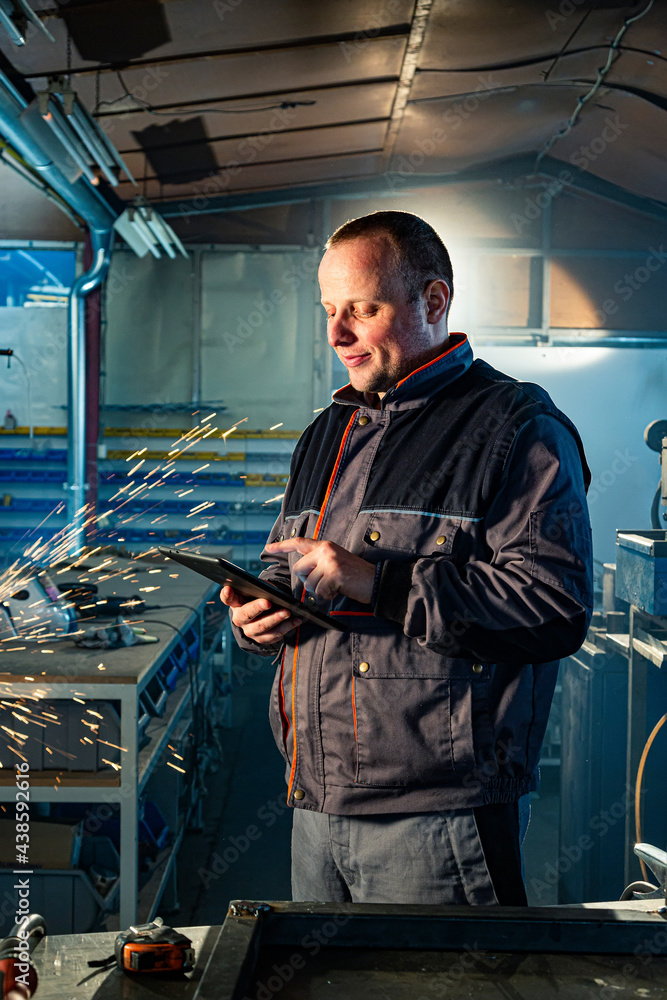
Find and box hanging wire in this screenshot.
[541,7,594,83]
[66,26,72,85]
[535,0,655,168]
[635,712,667,882]
[95,68,101,119]
[93,71,315,117]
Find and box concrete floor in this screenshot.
[173,655,561,923]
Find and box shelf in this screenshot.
[0,769,120,788]
[137,658,212,792]
[137,822,185,924]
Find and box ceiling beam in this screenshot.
[94,77,399,119]
[21,27,410,79]
[381,0,434,167]
[157,153,667,223]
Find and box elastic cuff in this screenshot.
[374,559,417,624]
[370,561,383,607]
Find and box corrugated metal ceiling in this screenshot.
[0,0,664,230]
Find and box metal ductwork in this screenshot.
[0,65,119,554]
[0,70,118,232]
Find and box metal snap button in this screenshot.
[359,661,370,673]
[290,528,297,537]
[436,535,446,546]
[472,663,483,674]
[307,595,317,604]
[369,530,380,542]
[294,789,305,800]
[358,415,370,426]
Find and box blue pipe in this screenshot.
[67,229,113,554]
[0,74,117,233]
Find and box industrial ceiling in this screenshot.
[0,0,665,241]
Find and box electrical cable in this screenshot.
[541,7,594,83]
[634,711,667,882]
[650,480,663,529]
[143,603,201,615]
[535,0,655,168]
[139,618,202,735]
[94,71,316,118]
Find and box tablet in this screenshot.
[158,546,348,632]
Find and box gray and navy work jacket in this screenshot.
[232,333,594,813]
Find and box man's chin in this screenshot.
[348,369,393,394]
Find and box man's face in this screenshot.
[318,236,447,396]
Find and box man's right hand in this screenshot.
[220,585,303,644]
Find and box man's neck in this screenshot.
[362,334,452,409]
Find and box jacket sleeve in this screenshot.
[374,413,594,663]
[228,503,293,657]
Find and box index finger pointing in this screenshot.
[265,538,317,555]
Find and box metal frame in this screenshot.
[190,901,667,1000]
[0,592,224,929]
[158,155,667,225]
[624,604,667,886]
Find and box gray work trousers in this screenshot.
[292,806,522,905]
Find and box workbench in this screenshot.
[29,899,667,999]
[0,552,231,932]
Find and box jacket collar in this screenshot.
[332,333,473,410]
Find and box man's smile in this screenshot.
[340,353,371,367]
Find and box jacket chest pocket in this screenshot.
[361,510,463,561]
[351,629,476,788]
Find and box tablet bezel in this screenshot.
[158,546,348,632]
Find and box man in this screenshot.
[222,211,593,907]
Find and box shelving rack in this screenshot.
[0,554,232,932]
[0,425,298,567]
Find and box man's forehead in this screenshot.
[319,235,400,295]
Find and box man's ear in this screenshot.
[424,279,450,324]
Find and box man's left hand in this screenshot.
[264,538,376,604]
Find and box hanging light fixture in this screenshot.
[36,76,136,188]
[0,0,55,46]
[114,198,188,260]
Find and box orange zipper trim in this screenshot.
[278,647,288,743]
[352,674,358,741]
[330,611,374,616]
[286,627,301,803]
[395,333,467,388]
[312,409,359,540]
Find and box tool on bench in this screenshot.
[0,914,46,1000]
[88,917,195,975]
[621,843,667,905]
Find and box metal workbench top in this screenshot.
[0,552,227,686]
[28,900,667,1000]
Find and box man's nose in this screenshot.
[327,312,354,347]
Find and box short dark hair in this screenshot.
[325,210,454,312]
